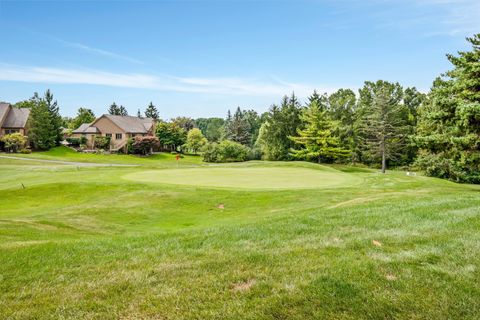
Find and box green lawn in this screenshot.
[1,150,480,319]
[2,146,203,167]
[123,165,361,190]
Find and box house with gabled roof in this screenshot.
[72,114,156,152]
[0,103,31,137]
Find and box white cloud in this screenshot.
[62,41,144,64]
[0,64,337,97]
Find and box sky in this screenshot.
[0,0,479,119]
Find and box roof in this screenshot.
[0,103,11,125]
[72,123,100,134]
[2,107,30,128]
[101,115,155,133]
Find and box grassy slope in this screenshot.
[1,151,480,319]
[2,146,203,167]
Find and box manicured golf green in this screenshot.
[1,148,480,319]
[124,166,361,189]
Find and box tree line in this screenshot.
[3,34,478,183]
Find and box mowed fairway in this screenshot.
[124,165,360,189]
[1,148,480,319]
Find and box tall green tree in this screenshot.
[29,98,56,150]
[415,34,480,183]
[44,89,63,144]
[328,89,357,162]
[256,93,303,160]
[145,102,159,120]
[71,108,96,129]
[290,99,349,163]
[194,118,225,142]
[156,121,187,151]
[118,105,128,116]
[172,117,196,132]
[185,128,207,154]
[108,102,120,115]
[358,80,408,173]
[224,107,251,145]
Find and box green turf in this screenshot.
[124,166,361,189]
[1,150,480,319]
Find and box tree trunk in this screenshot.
[381,140,386,174]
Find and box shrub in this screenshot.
[80,136,87,145]
[0,133,27,153]
[66,137,81,146]
[94,136,111,149]
[20,148,32,154]
[130,136,160,155]
[202,140,249,163]
[248,146,262,160]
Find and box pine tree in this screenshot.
[44,89,63,145]
[416,34,480,183]
[108,102,120,115]
[145,102,159,120]
[290,99,349,163]
[358,81,408,173]
[328,89,357,162]
[29,98,56,150]
[224,107,251,145]
[118,105,128,116]
[256,93,303,160]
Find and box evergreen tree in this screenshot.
[145,102,159,120]
[290,99,349,163]
[108,102,120,115]
[328,89,358,162]
[118,105,128,116]
[44,89,63,145]
[29,98,56,150]
[256,93,303,160]
[416,34,480,183]
[358,81,408,173]
[224,107,251,145]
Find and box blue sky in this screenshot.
[0,0,479,119]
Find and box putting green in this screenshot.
[123,166,360,190]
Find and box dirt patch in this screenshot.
[372,240,382,247]
[232,279,256,292]
[385,274,397,281]
[217,204,225,209]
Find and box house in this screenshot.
[0,103,31,137]
[72,114,156,152]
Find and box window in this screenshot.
[115,133,123,140]
[5,129,19,134]
[106,133,112,138]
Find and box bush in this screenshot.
[202,140,249,163]
[66,137,81,146]
[94,136,111,149]
[20,148,32,154]
[129,136,160,155]
[0,133,27,153]
[247,146,262,160]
